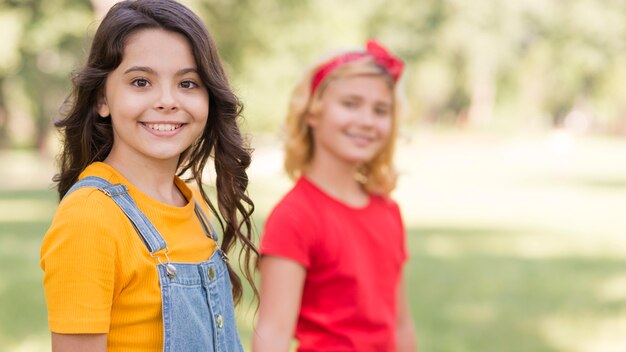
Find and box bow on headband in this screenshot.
[310,39,404,95]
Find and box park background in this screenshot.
[1,0,626,351]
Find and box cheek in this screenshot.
[377,118,393,138]
[197,104,210,136]
[200,106,209,124]
[192,96,210,123]
[202,92,210,115]
[321,108,354,131]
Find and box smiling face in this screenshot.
[307,74,393,169]
[98,28,209,167]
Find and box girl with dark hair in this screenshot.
[253,40,417,351]
[40,1,255,351]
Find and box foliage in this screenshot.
[0,0,625,149]
[0,0,93,148]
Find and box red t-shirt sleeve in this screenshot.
[391,200,409,263]
[260,200,316,268]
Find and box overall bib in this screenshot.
[66,176,244,352]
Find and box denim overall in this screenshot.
[66,176,243,352]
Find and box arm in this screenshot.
[52,333,107,352]
[253,255,306,352]
[396,277,418,352]
[41,193,118,349]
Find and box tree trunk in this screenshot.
[0,77,8,149]
[466,62,495,126]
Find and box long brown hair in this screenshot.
[54,0,257,304]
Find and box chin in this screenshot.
[147,152,185,162]
[346,150,379,162]
[343,156,373,165]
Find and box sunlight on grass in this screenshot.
[421,234,464,257]
[395,131,626,260]
[0,151,55,190]
[597,275,626,302]
[421,230,626,259]
[447,303,496,324]
[0,233,42,258]
[541,314,626,352]
[5,335,50,352]
[0,199,55,222]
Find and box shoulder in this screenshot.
[46,186,129,244]
[260,181,320,266]
[41,185,130,272]
[262,180,324,245]
[79,161,121,180]
[60,185,122,218]
[371,193,401,211]
[266,181,318,225]
[367,193,404,227]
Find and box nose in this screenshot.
[359,108,376,127]
[155,85,179,111]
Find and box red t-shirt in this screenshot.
[260,177,408,352]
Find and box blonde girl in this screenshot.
[254,40,417,352]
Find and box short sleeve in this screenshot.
[40,189,122,333]
[391,199,409,262]
[260,200,317,268]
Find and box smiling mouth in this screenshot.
[346,132,374,143]
[143,123,183,132]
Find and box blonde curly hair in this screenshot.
[284,53,404,195]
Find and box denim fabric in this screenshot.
[66,176,243,352]
[159,251,241,352]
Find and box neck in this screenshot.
[104,152,186,207]
[305,155,369,208]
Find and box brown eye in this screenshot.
[375,107,390,116]
[131,78,150,87]
[180,80,199,89]
[342,100,358,108]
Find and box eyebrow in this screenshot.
[342,94,363,100]
[123,66,198,76]
[343,94,391,105]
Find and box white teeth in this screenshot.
[347,133,373,141]
[145,123,182,131]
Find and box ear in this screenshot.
[97,94,110,117]
[304,112,319,128]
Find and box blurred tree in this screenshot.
[1,0,625,150]
[0,0,93,150]
[363,0,626,131]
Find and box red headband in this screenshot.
[310,39,404,95]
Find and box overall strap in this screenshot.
[193,200,230,263]
[194,200,219,242]
[64,176,167,254]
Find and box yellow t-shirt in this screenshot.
[40,162,217,351]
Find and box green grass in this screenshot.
[406,226,626,352]
[2,131,626,351]
[0,189,56,350]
